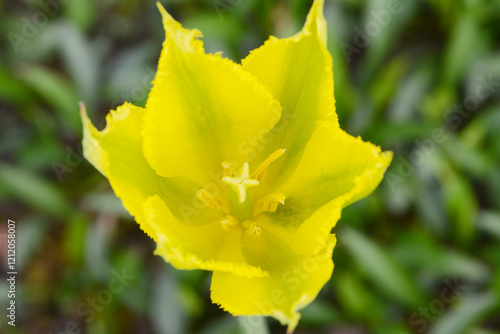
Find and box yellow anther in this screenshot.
[253,193,286,216]
[251,149,286,181]
[244,221,261,238]
[221,161,234,177]
[261,193,286,212]
[219,215,239,232]
[196,189,230,213]
[222,162,259,203]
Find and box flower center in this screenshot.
[222,162,259,204]
[196,149,286,237]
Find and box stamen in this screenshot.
[243,221,261,238]
[196,189,230,214]
[256,193,286,214]
[221,161,234,177]
[219,215,239,231]
[251,149,286,181]
[222,162,259,203]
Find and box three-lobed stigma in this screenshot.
[196,149,287,237]
[222,162,259,203]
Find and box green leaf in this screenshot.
[441,168,478,245]
[333,270,381,321]
[477,211,500,240]
[84,217,111,280]
[428,292,499,334]
[151,266,186,334]
[442,12,489,86]
[63,0,96,31]
[104,43,157,108]
[0,65,32,104]
[16,216,48,270]
[54,21,100,107]
[468,328,500,334]
[237,316,269,334]
[442,137,491,178]
[299,300,342,326]
[80,192,129,218]
[17,65,81,134]
[0,163,71,216]
[370,55,410,112]
[340,226,425,308]
[437,250,490,282]
[359,0,418,87]
[63,215,87,265]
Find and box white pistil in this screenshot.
[222,162,259,203]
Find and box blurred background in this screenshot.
[1,0,500,333]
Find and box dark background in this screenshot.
[1,0,500,333]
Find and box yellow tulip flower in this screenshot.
[81,0,392,331]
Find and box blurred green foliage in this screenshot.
[1,0,500,333]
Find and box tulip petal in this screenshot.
[144,194,268,277]
[143,3,282,188]
[302,0,327,45]
[81,103,107,177]
[81,102,223,240]
[242,0,335,193]
[211,231,336,333]
[266,121,392,256]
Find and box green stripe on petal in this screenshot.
[143,3,282,188]
[211,232,336,333]
[145,195,268,277]
[81,102,223,241]
[266,121,392,255]
[242,0,335,195]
